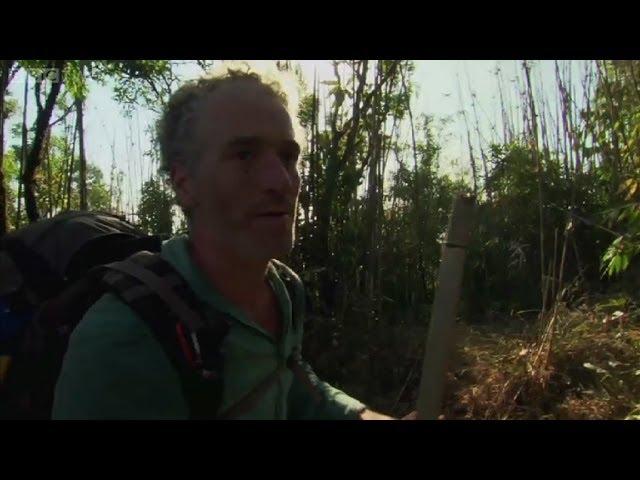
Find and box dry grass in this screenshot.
[440,298,640,419]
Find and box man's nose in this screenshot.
[257,149,296,193]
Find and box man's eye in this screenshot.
[237,150,254,161]
[281,151,298,166]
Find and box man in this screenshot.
[52,69,402,420]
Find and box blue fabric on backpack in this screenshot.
[0,296,32,354]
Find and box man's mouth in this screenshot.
[255,211,290,218]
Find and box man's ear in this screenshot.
[170,161,197,212]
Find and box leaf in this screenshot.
[618,180,630,195]
[612,255,622,275]
[583,362,608,375]
[620,254,630,272]
[618,209,628,222]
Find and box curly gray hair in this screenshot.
[156,69,288,176]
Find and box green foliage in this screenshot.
[101,60,175,115]
[17,60,55,79]
[2,97,18,121]
[137,176,174,236]
[2,130,122,229]
[601,205,640,278]
[590,61,640,278]
[297,93,318,130]
[86,164,111,211]
[463,141,613,316]
[63,61,90,100]
[2,147,20,230]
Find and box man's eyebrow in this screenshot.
[225,136,300,154]
[226,136,263,147]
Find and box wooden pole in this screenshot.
[416,194,476,420]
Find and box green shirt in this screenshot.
[52,235,365,420]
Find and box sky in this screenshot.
[4,60,591,212]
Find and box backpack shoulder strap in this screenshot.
[270,259,306,328]
[101,251,229,419]
[270,259,326,406]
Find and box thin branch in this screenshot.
[48,101,76,128]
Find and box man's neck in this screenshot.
[188,229,270,312]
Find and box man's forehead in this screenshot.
[200,82,294,139]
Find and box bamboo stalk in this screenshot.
[402,65,429,309]
[466,69,491,199]
[456,74,479,197]
[523,61,547,315]
[495,64,510,144]
[552,228,559,301]
[541,222,571,370]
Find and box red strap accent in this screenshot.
[176,323,198,367]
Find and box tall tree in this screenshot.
[0,60,16,234]
[21,60,66,222]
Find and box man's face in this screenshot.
[179,81,301,262]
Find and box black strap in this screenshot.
[217,354,324,419]
[105,252,205,332]
[217,364,288,419]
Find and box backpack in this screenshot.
[0,210,316,419]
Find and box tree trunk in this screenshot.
[0,60,15,235]
[22,60,65,222]
[309,72,318,223]
[76,96,87,211]
[44,127,52,217]
[365,65,384,312]
[109,139,116,212]
[57,117,71,213]
[66,114,77,210]
[16,74,29,228]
